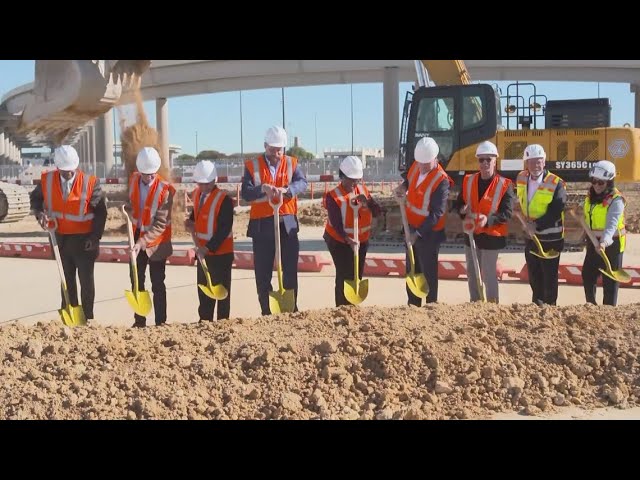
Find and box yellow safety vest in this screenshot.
[584,189,626,253]
[516,170,564,237]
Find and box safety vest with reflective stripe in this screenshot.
[128,173,175,248]
[245,155,298,219]
[462,173,510,237]
[405,162,451,231]
[324,183,373,243]
[193,187,233,256]
[584,188,626,253]
[516,170,564,237]
[41,170,96,234]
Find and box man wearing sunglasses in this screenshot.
[515,144,567,306]
[582,160,626,306]
[452,141,515,303]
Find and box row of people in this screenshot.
[30,127,627,327]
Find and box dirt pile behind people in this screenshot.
[1,302,639,420]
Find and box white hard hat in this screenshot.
[523,144,546,161]
[136,147,162,174]
[475,140,499,157]
[339,155,364,179]
[414,137,439,164]
[192,160,217,183]
[264,126,287,148]
[589,160,616,181]
[54,145,79,171]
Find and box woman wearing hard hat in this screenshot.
[582,160,626,306]
[185,160,234,320]
[124,147,176,327]
[452,141,515,303]
[323,155,382,306]
[394,137,453,304]
[29,145,107,324]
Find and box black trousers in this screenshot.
[57,234,99,320]
[406,237,441,306]
[197,253,233,320]
[524,238,563,306]
[131,250,167,325]
[325,237,368,307]
[252,224,299,315]
[582,238,623,306]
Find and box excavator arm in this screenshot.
[418,60,472,86]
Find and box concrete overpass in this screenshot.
[4,60,640,174]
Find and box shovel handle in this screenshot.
[569,209,601,250]
[269,194,285,293]
[44,216,73,308]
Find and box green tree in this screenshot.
[174,154,195,164]
[286,146,315,160]
[197,150,227,159]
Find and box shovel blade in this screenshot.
[59,305,86,327]
[125,289,153,317]
[198,283,229,300]
[599,268,632,284]
[344,278,369,305]
[530,248,560,260]
[406,273,429,299]
[268,288,296,314]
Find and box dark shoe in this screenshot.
[132,320,146,328]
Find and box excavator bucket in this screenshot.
[17,60,151,144]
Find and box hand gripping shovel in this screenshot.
[121,205,153,316]
[268,195,295,314]
[397,196,428,298]
[343,200,369,305]
[570,209,631,284]
[44,217,86,327]
[190,230,228,300]
[463,212,487,303]
[514,211,559,260]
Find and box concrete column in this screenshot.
[82,133,89,172]
[0,132,4,159]
[633,84,640,128]
[88,124,97,177]
[96,109,115,177]
[383,67,400,169]
[156,97,170,170]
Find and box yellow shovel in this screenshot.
[514,211,559,259]
[44,217,86,327]
[121,205,153,316]
[397,196,428,298]
[190,230,228,300]
[343,200,369,305]
[570,210,631,284]
[268,195,295,314]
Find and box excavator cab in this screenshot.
[399,83,498,185]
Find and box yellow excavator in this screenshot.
[372,59,640,251]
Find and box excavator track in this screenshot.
[0,182,30,223]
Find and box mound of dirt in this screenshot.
[1,302,639,420]
[299,204,327,226]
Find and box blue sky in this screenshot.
[0,60,636,157]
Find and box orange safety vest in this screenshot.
[324,183,373,243]
[405,162,451,231]
[461,173,510,237]
[193,186,233,256]
[128,172,175,248]
[41,169,96,234]
[245,155,298,219]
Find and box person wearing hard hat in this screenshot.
[452,141,515,303]
[240,126,308,315]
[29,145,107,324]
[516,144,567,306]
[123,147,176,327]
[394,137,453,304]
[582,160,626,306]
[184,160,234,320]
[323,156,383,306]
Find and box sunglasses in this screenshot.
[478,157,493,163]
[591,179,606,186]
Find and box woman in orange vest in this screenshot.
[452,141,515,303]
[323,156,382,306]
[29,145,107,324]
[185,160,234,320]
[124,147,175,327]
[395,137,453,305]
